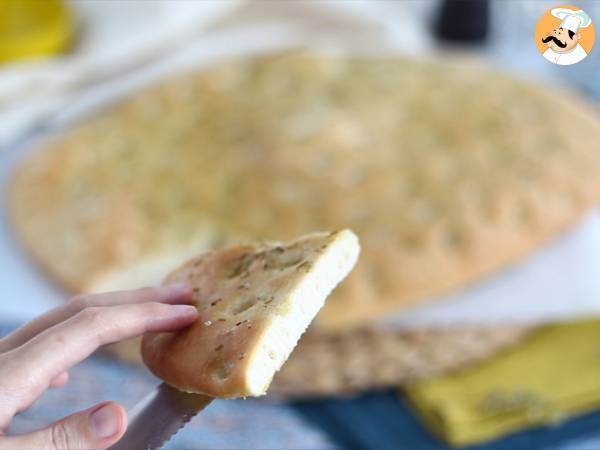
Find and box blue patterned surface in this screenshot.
[2,325,333,450]
[9,352,335,450]
[5,320,600,450]
[294,393,600,450]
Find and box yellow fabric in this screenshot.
[405,320,600,447]
[0,0,72,63]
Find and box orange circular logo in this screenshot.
[534,5,595,65]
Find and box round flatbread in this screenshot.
[10,51,600,332]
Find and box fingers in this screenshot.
[0,401,127,450]
[77,284,194,307]
[0,283,193,353]
[0,302,197,425]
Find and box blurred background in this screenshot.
[1,1,600,449]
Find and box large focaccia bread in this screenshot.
[142,230,359,397]
[10,51,600,331]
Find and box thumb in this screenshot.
[1,401,127,450]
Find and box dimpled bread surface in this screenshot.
[142,230,360,398]
[9,50,600,332]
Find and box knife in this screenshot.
[109,382,213,450]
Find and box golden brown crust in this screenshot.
[142,245,259,397]
[141,230,359,397]
[9,51,600,331]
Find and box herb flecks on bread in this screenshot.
[142,230,360,398]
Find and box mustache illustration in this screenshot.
[542,35,567,48]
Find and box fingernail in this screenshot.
[90,404,120,439]
[164,282,191,296]
[170,304,198,315]
[146,304,198,329]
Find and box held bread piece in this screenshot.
[10,51,600,331]
[142,230,360,398]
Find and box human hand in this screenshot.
[0,284,198,449]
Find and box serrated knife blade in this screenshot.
[109,382,213,450]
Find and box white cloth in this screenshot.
[380,211,600,330]
[0,0,242,150]
[543,43,588,65]
[0,0,435,151]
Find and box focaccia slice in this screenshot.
[142,230,360,398]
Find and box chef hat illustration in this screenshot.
[551,8,592,33]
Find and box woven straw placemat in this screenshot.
[271,325,530,398]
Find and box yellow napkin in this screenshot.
[405,320,600,447]
[0,0,73,63]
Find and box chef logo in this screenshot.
[535,5,595,65]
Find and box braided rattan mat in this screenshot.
[270,324,531,397]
